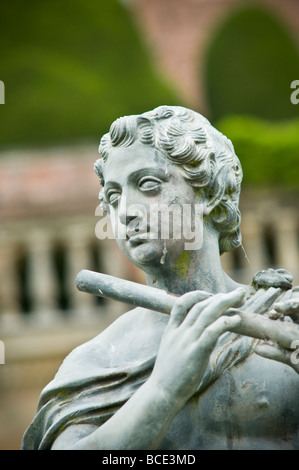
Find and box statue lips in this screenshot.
[126,228,149,245]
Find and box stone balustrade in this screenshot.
[0,214,141,332]
[0,204,298,334]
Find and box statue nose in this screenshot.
[119,199,148,228]
[120,212,138,226]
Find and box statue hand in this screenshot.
[270,298,299,324]
[256,294,299,373]
[255,335,299,374]
[150,287,246,404]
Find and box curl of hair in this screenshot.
[95,105,243,254]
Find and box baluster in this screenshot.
[241,212,267,278]
[66,226,95,320]
[0,237,21,329]
[27,231,57,325]
[99,238,133,317]
[275,210,299,282]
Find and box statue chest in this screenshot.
[159,353,299,450]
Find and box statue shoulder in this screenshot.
[53,307,167,380]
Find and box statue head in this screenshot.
[94,105,243,255]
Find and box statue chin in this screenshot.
[126,239,167,269]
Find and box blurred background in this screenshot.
[0,0,298,449]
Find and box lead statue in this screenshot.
[22,106,299,450]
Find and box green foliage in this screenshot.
[205,6,299,122]
[0,0,179,148]
[217,115,299,188]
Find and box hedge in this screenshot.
[0,0,179,148]
[217,115,299,188]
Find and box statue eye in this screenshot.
[107,189,121,205]
[138,176,162,191]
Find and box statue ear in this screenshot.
[202,179,225,217]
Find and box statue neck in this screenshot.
[145,226,241,296]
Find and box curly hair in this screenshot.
[94,105,243,254]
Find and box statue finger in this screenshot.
[255,341,299,374]
[274,300,299,314]
[255,342,287,362]
[273,300,299,324]
[168,290,212,328]
[186,287,246,330]
[195,314,241,353]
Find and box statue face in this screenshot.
[102,140,202,271]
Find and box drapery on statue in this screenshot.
[22,106,299,450]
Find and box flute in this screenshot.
[76,270,299,350]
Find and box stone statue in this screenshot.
[21,106,299,450]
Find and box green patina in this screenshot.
[175,251,192,277]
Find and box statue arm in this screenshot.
[52,376,186,450]
[51,288,245,450]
